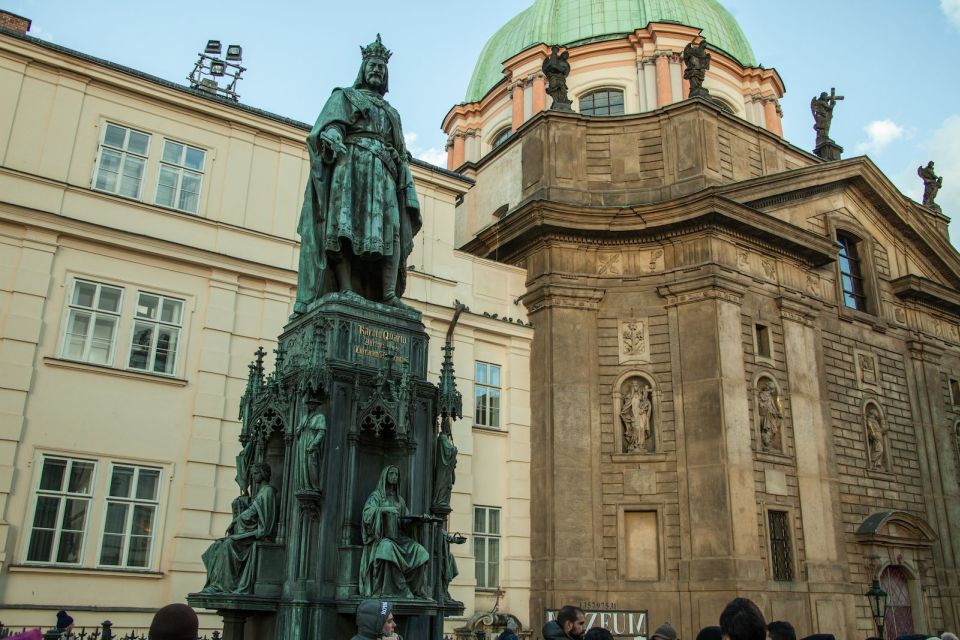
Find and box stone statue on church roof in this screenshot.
[542,45,573,111]
[683,39,712,99]
[918,161,943,211]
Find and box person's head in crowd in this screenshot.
[767,621,796,640]
[798,634,834,640]
[55,611,74,632]
[584,628,614,640]
[696,626,722,640]
[942,634,959,640]
[148,603,200,640]
[652,623,678,640]
[719,597,766,640]
[557,606,587,640]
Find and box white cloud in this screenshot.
[856,119,906,154]
[404,132,447,168]
[942,0,960,29]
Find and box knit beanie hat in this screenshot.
[652,623,678,640]
[56,611,74,630]
[148,603,199,640]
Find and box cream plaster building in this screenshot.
[0,17,531,632]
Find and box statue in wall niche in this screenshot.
[682,39,711,98]
[866,406,886,470]
[918,161,943,211]
[294,396,327,493]
[360,465,430,597]
[542,45,572,111]
[201,462,278,594]
[620,379,653,453]
[431,416,458,513]
[293,34,421,315]
[811,88,844,147]
[757,379,783,450]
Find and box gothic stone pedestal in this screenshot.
[190,294,462,640]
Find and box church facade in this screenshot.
[449,1,960,640]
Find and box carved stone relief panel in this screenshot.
[855,349,880,391]
[647,248,664,272]
[613,374,656,454]
[864,402,889,472]
[618,318,650,364]
[755,375,784,453]
[760,258,777,282]
[598,252,623,275]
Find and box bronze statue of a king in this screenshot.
[294,34,421,315]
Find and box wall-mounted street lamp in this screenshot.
[188,39,246,101]
[866,578,889,640]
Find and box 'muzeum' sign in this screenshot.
[546,608,648,640]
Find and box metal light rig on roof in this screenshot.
[188,39,246,102]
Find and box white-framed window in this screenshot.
[99,464,161,568]
[474,362,502,429]
[473,505,501,589]
[155,139,206,214]
[25,454,165,570]
[94,123,151,199]
[26,456,96,565]
[128,292,184,375]
[59,277,188,378]
[61,280,124,365]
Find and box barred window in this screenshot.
[156,139,206,213]
[26,456,96,565]
[768,510,794,581]
[579,89,625,116]
[94,123,150,199]
[475,362,502,429]
[474,506,501,589]
[99,464,161,568]
[62,280,124,365]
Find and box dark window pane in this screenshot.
[100,533,123,566]
[56,531,83,563]
[27,528,54,562]
[32,496,60,528]
[68,461,95,494]
[110,466,134,498]
[39,459,67,491]
[768,510,793,581]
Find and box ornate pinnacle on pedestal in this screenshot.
[438,301,466,421]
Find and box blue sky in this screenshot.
[9,0,960,247]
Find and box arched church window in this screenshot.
[579,89,625,116]
[491,127,512,149]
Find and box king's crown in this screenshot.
[361,34,392,63]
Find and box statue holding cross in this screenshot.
[811,88,844,147]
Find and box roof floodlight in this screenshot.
[226,45,242,61]
[210,60,226,76]
[199,78,219,92]
[205,40,222,55]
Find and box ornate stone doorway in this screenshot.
[880,565,913,640]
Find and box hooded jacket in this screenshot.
[352,599,393,640]
[543,620,578,640]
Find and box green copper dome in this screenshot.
[465,0,757,102]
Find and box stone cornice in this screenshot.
[657,270,748,307]
[890,274,960,317]
[777,293,821,327]
[521,281,605,313]
[907,338,945,364]
[462,192,837,268]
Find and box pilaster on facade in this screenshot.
[0,227,58,567]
